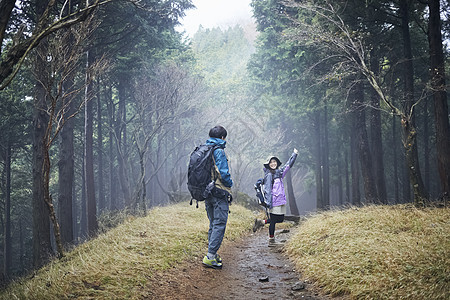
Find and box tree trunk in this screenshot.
[80,156,88,238]
[350,115,361,206]
[32,28,52,268]
[337,150,344,205]
[422,100,431,196]
[428,0,450,201]
[285,171,299,215]
[19,216,24,271]
[313,111,323,210]
[96,80,105,213]
[106,86,117,210]
[353,82,378,203]
[43,140,64,258]
[322,104,330,208]
[72,180,78,241]
[369,54,387,204]
[84,50,98,236]
[393,115,399,203]
[345,149,350,204]
[402,118,427,206]
[139,150,147,213]
[3,141,11,278]
[402,155,411,203]
[58,85,75,247]
[116,77,131,206]
[57,0,75,248]
[399,0,427,206]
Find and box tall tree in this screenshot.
[398,0,427,204]
[0,63,31,278]
[313,110,324,209]
[2,139,12,277]
[84,50,98,236]
[350,113,361,205]
[96,81,105,212]
[106,86,118,210]
[33,7,103,258]
[428,0,450,200]
[322,104,330,208]
[369,51,388,204]
[352,80,378,203]
[32,11,52,267]
[57,2,77,248]
[115,75,132,206]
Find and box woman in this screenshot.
[253,148,298,247]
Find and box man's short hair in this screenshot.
[209,125,227,139]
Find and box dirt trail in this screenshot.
[148,228,332,299]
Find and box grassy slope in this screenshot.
[1,203,255,299]
[3,204,448,299]
[285,204,450,299]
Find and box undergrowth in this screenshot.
[285,204,450,299]
[1,202,255,300]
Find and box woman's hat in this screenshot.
[264,156,281,169]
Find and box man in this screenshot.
[202,125,233,269]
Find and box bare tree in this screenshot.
[132,62,201,210]
[34,17,107,258]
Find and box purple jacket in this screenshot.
[263,152,297,208]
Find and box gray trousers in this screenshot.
[205,194,229,255]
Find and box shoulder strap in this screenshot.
[210,145,221,181]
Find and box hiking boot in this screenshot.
[252,219,265,232]
[268,237,284,247]
[202,256,222,269]
[215,254,222,264]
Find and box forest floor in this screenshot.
[145,227,339,300]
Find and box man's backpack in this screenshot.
[187,144,218,206]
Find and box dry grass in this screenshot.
[1,202,255,300]
[285,204,450,299]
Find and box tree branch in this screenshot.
[0,0,112,90]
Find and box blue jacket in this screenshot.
[206,137,233,189]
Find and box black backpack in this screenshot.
[187,144,218,206]
[254,178,268,207]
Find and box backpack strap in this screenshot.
[210,145,221,182]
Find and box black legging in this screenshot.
[268,213,284,236]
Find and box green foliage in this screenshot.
[0,73,32,148]
[0,76,34,274]
[191,25,255,86]
[96,0,194,80]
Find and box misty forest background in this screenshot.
[0,0,449,283]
